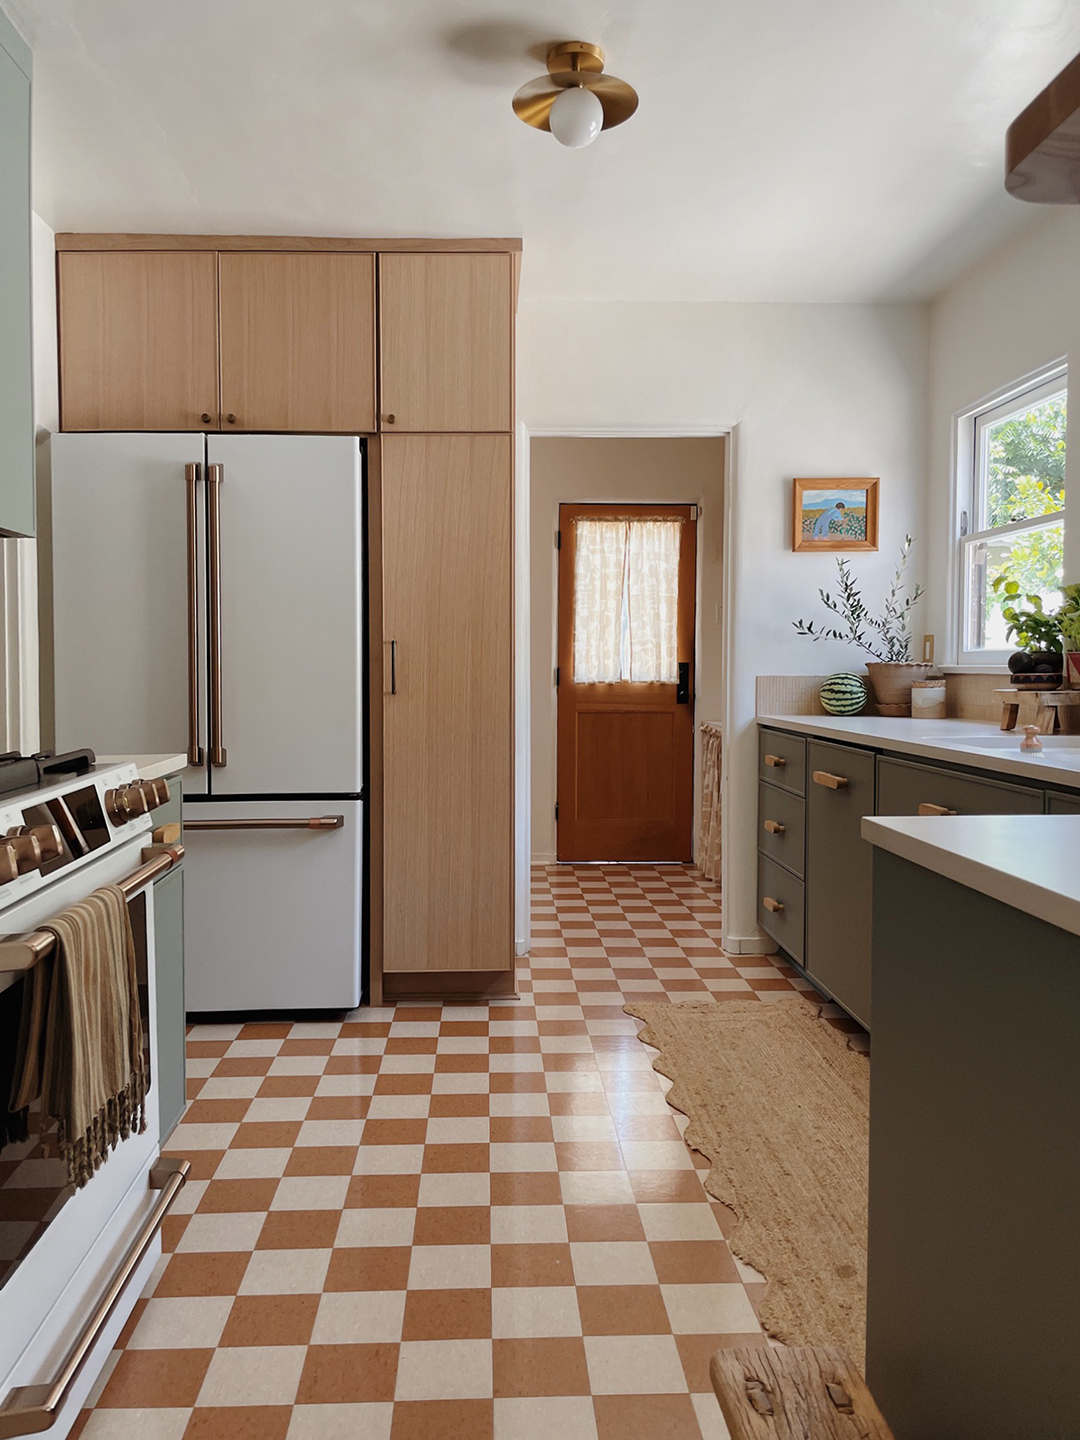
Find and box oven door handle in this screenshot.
[184,816,344,832]
[184,463,205,767]
[0,1158,189,1439]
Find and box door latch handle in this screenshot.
[676,661,690,705]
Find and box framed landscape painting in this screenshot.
[793,477,879,552]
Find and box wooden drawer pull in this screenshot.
[763,896,785,913]
[763,819,786,834]
[917,802,957,816]
[764,753,787,768]
[813,771,849,790]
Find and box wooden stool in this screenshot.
[710,1344,895,1439]
[994,687,1080,735]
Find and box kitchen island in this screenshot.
[862,812,1080,1440]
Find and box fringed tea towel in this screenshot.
[10,885,146,1187]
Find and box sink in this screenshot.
[920,734,1080,753]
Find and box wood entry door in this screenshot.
[557,504,696,862]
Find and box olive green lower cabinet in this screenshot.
[804,740,876,1028]
[152,777,186,1141]
[1048,789,1080,815]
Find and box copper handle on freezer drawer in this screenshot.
[763,896,785,913]
[812,771,848,790]
[207,463,226,768]
[185,463,204,767]
[0,1157,188,1438]
[184,816,344,831]
[917,802,957,816]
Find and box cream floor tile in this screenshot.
[417,1172,491,1207]
[583,1334,688,1394]
[570,1241,658,1286]
[693,1391,734,1436]
[214,1148,292,1180]
[425,1116,490,1143]
[268,1056,328,1076]
[491,1205,568,1244]
[559,1172,635,1206]
[638,1203,725,1242]
[171,1179,208,1216]
[618,1141,695,1171]
[226,1039,282,1057]
[661,1283,761,1336]
[297,1119,365,1147]
[491,1286,582,1339]
[311,1289,407,1344]
[271,1175,351,1211]
[337,1207,416,1247]
[407,1244,492,1289]
[82,1409,191,1440]
[188,1023,243,1041]
[128,1295,233,1349]
[378,1055,437,1074]
[197,1344,306,1406]
[494,1396,598,1439]
[431,1073,490,1094]
[366,1094,431,1119]
[168,1122,239,1151]
[550,1116,619,1143]
[353,1145,425,1175]
[286,1403,394,1440]
[175,1211,266,1253]
[244,1098,312,1123]
[390,1021,442,1037]
[315,1073,378,1096]
[544,1073,604,1093]
[489,1093,550,1117]
[490,1143,558,1173]
[395,1339,493,1401]
[197,1076,263,1099]
[239,1247,332,1295]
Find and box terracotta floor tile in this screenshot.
[306,1095,369,1121]
[256,1210,340,1250]
[592,1393,701,1437]
[183,1407,292,1440]
[219,1294,319,1347]
[492,1337,591,1398]
[165,1150,224,1183]
[564,1205,647,1243]
[674,1331,766,1390]
[576,1285,672,1336]
[489,1073,547,1094]
[296,1343,399,1403]
[99,1349,212,1407]
[626,1172,709,1205]
[197,1179,279,1214]
[647,1241,742,1286]
[389,1399,494,1440]
[374,1074,437,1095]
[429,1094,490,1118]
[256,1075,322,1098]
[401,1288,493,1341]
[422,1143,490,1173]
[548,1093,611,1116]
[279,1038,335,1055]
[346,1174,422,1209]
[232,1121,302,1149]
[283,1146,356,1176]
[212,1057,273,1077]
[324,1246,412,1292]
[434,1054,489,1073]
[412,1206,491,1246]
[491,1244,575,1288]
[324,1055,383,1075]
[555,1142,624,1172]
[153,1252,251,1298]
[489,1116,555,1144]
[489,1173,564,1207]
[183,1099,253,1125]
[362,1119,429,1146]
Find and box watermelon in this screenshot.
[819,672,867,715]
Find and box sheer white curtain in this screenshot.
[573,518,681,683]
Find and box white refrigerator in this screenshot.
[50,433,365,1010]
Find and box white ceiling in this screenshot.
[9,0,1080,302]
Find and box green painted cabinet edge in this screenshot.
[0,6,34,538]
[153,775,185,1140]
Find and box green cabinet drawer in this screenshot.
[154,776,183,835]
[1047,789,1080,815]
[758,853,805,964]
[758,780,806,879]
[758,728,807,796]
[806,739,875,1029]
[153,865,186,1140]
[877,756,1043,817]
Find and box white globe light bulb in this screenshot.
[549,86,604,148]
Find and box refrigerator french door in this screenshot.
[51,433,365,1009]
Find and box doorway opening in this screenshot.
[529,434,725,870]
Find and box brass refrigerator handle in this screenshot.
[184,816,344,832]
[0,1157,189,1439]
[184,464,204,767]
[0,844,185,975]
[206,463,226,768]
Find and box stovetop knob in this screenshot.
[3,832,43,873]
[0,843,21,884]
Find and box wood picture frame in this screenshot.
[793,477,879,552]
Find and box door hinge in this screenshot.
[555,801,559,820]
[555,666,560,688]
[556,529,562,550]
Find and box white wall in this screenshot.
[518,301,930,950]
[926,208,1080,658]
[529,436,725,863]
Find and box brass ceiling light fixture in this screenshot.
[512,41,638,149]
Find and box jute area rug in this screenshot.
[624,999,869,1367]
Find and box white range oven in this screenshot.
[0,755,187,1440]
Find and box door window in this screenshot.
[572,518,682,683]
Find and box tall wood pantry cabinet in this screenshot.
[55,234,520,1000]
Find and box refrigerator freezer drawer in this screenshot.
[182,799,362,1010]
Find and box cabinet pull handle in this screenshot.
[763,896,785,913]
[763,820,785,834]
[917,802,957,816]
[764,753,786,768]
[207,463,226,767]
[184,463,204,768]
[813,770,848,790]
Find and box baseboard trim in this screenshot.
[722,932,776,955]
[383,968,518,999]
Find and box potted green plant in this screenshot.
[991,578,1064,685]
[794,536,928,715]
[1058,583,1080,688]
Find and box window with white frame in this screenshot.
[959,370,1067,661]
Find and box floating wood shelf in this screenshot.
[1006,50,1080,203]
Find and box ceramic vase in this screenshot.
[865,661,933,717]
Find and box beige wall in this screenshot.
[529,435,725,862]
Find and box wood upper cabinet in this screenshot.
[379,253,513,432]
[59,251,219,431]
[218,252,376,432]
[381,433,513,972]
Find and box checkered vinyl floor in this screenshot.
[74,864,860,1440]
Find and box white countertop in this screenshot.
[757,713,1080,791]
[863,814,1080,939]
[97,753,188,783]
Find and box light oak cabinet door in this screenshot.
[59,252,219,431]
[219,252,376,432]
[382,434,513,972]
[379,254,512,432]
